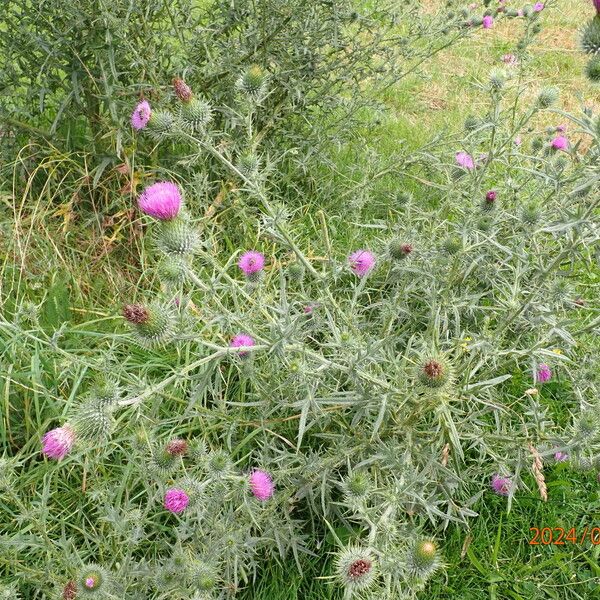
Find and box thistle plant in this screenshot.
[582,1,600,81]
[1,2,599,599]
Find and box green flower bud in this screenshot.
[122,303,174,347]
[180,98,212,132]
[536,87,559,109]
[586,56,600,83]
[581,15,600,55]
[406,539,441,582]
[155,218,200,256]
[147,110,177,140]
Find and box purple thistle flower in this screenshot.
[348,250,376,277]
[502,53,518,66]
[166,438,188,457]
[249,469,275,501]
[482,15,494,29]
[85,578,95,589]
[491,474,512,496]
[62,581,77,600]
[42,425,76,460]
[551,135,569,151]
[455,151,475,170]
[514,135,522,146]
[131,100,151,130]
[536,363,552,383]
[164,488,189,513]
[230,333,255,358]
[238,251,265,276]
[533,2,545,12]
[138,181,182,220]
[485,190,497,203]
[554,451,569,462]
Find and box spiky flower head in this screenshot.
[230,333,255,358]
[489,69,506,91]
[575,410,599,438]
[238,251,265,278]
[303,303,317,315]
[180,98,213,132]
[286,262,305,283]
[249,469,275,501]
[442,235,462,255]
[482,15,494,28]
[138,181,182,221]
[42,425,76,460]
[155,218,200,256]
[237,64,268,99]
[147,110,177,140]
[418,357,451,389]
[164,487,190,513]
[586,55,600,82]
[491,474,512,496]
[157,255,188,285]
[483,190,497,210]
[342,471,371,501]
[464,115,481,131]
[72,400,114,443]
[131,100,151,130]
[189,438,208,462]
[533,2,544,11]
[536,87,559,108]
[189,561,219,591]
[348,250,376,277]
[550,135,569,151]
[396,190,414,205]
[149,445,179,477]
[554,450,569,462]
[582,15,600,54]
[521,201,541,225]
[405,539,442,582]
[88,373,120,407]
[206,449,232,478]
[335,546,377,593]
[62,581,77,600]
[166,438,188,457]
[122,303,141,325]
[78,565,110,595]
[236,152,261,180]
[536,363,552,383]
[123,303,174,347]
[531,136,544,152]
[388,239,413,260]
[455,151,475,170]
[172,77,193,103]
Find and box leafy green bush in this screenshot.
[0,0,464,159]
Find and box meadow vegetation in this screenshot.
[1,1,599,598]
